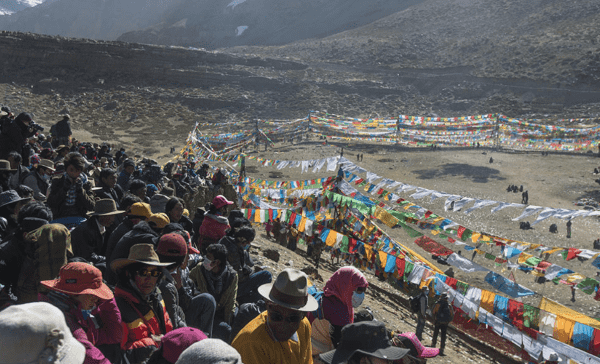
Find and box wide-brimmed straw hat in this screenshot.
[111,243,172,273]
[87,199,125,217]
[0,159,16,172]
[39,159,56,171]
[258,268,318,312]
[0,302,86,364]
[319,321,409,364]
[40,262,113,300]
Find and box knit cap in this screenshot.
[175,339,242,364]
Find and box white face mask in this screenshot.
[351,291,365,308]
[203,258,214,270]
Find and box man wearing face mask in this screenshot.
[232,268,318,364]
[220,225,272,304]
[22,159,55,201]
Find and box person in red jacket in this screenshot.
[111,244,174,364]
[197,195,233,254]
[39,262,123,364]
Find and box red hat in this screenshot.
[212,195,234,209]
[156,233,187,257]
[161,327,207,363]
[40,262,113,300]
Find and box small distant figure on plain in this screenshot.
[489,157,493,163]
[522,190,528,204]
[549,223,558,234]
[566,219,572,239]
[340,147,344,157]
[594,167,599,174]
[571,285,576,302]
[519,185,523,192]
[356,154,360,161]
[593,239,600,250]
[360,153,363,161]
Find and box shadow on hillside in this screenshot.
[413,163,504,183]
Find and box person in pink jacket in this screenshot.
[198,195,233,254]
[39,262,124,364]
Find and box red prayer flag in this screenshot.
[396,257,405,279]
[566,247,582,261]
[457,226,466,239]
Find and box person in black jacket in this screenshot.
[53,114,72,146]
[70,199,124,269]
[22,159,54,201]
[46,152,95,219]
[0,112,37,160]
[96,168,121,207]
[220,226,272,304]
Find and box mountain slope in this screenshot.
[0,0,185,39]
[225,0,600,86]
[0,0,51,15]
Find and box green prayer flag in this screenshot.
[523,304,540,329]
[340,236,349,253]
[524,256,542,267]
[576,278,599,295]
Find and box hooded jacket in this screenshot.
[189,263,238,324]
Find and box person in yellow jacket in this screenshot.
[232,269,318,364]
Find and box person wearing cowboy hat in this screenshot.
[112,243,174,364]
[38,262,123,364]
[232,268,318,364]
[53,144,71,163]
[22,158,55,201]
[70,199,124,267]
[318,321,409,364]
[0,189,32,238]
[0,159,17,193]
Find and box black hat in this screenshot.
[123,159,135,168]
[319,321,409,364]
[16,112,33,122]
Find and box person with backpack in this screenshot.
[431,293,454,356]
[415,286,429,341]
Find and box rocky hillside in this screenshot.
[0,0,51,15]
[225,0,600,86]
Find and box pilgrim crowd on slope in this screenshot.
[0,107,565,364]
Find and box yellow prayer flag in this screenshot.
[378,251,388,268]
[518,253,533,265]
[471,232,481,243]
[325,231,337,247]
[565,274,585,283]
[545,247,563,255]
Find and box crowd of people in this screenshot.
[0,109,428,364]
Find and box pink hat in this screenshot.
[398,332,439,358]
[162,327,207,363]
[212,195,233,209]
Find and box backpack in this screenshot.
[307,285,325,320]
[409,295,421,313]
[436,301,453,323]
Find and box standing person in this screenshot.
[431,293,454,356]
[39,262,124,364]
[54,114,73,146]
[111,244,174,364]
[522,190,528,204]
[566,219,572,239]
[231,268,318,364]
[287,223,299,252]
[415,286,429,341]
[0,112,37,160]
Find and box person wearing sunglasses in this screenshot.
[111,243,174,364]
[232,268,318,364]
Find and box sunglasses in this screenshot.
[268,310,305,323]
[136,269,162,277]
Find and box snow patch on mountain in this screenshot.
[0,0,47,15]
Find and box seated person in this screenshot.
[111,244,173,364]
[198,195,233,253]
[39,262,123,364]
[220,225,272,304]
[232,269,318,364]
[47,152,95,218]
[308,266,369,355]
[156,233,216,335]
[189,243,238,342]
